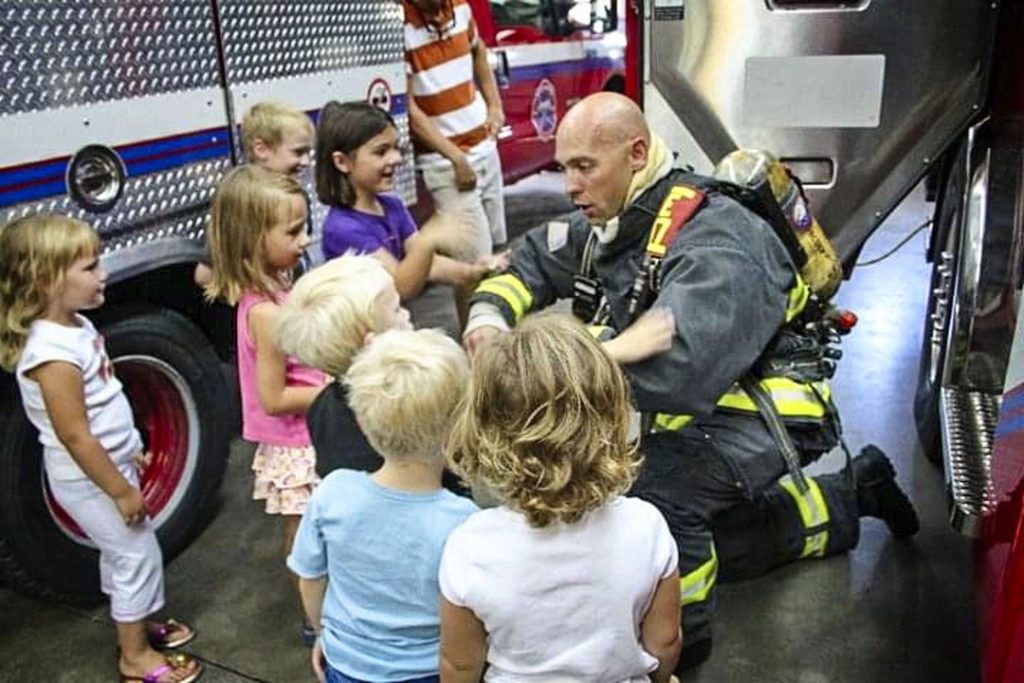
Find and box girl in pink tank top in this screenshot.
[204,165,327,643]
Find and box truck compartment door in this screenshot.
[641,0,998,261]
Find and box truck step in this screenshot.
[940,387,999,536]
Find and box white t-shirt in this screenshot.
[16,315,142,482]
[439,496,678,683]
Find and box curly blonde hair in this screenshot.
[0,214,99,371]
[204,165,305,304]
[447,312,641,528]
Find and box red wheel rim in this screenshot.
[43,355,199,545]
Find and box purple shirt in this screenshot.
[321,194,417,261]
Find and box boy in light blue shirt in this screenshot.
[287,328,477,683]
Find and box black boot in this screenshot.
[851,445,920,538]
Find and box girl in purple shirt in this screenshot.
[316,101,506,308]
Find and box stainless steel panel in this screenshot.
[944,119,1024,395]
[645,0,998,260]
[0,158,229,282]
[0,0,219,115]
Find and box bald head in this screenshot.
[559,92,650,148]
[555,93,652,225]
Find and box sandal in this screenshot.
[147,619,196,650]
[120,653,203,683]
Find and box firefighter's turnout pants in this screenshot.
[632,412,860,644]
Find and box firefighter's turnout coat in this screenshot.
[468,167,861,642]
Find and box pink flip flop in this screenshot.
[120,653,203,683]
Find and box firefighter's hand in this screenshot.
[486,105,506,138]
[114,487,148,526]
[603,308,676,365]
[453,155,477,192]
[464,325,502,358]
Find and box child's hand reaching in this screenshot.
[457,251,511,287]
[114,487,147,526]
[602,307,676,365]
[483,250,511,275]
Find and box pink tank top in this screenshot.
[237,291,326,447]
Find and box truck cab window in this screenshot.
[489,0,585,36]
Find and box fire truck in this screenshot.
[626,1,1024,678]
[0,0,622,603]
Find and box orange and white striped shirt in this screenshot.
[404,0,496,167]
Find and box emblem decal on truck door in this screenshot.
[367,78,393,113]
[531,78,558,140]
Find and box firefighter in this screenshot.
[463,92,920,671]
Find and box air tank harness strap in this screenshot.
[739,375,810,495]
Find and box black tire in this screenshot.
[0,310,230,603]
[914,141,968,467]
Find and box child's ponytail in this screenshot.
[0,215,99,370]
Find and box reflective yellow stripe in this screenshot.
[717,378,830,419]
[680,544,718,606]
[779,476,830,558]
[474,274,534,322]
[653,413,694,432]
[785,273,811,323]
[650,379,829,433]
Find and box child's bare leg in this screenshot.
[118,620,198,681]
[283,514,303,601]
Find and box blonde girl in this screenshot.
[204,164,327,643]
[0,215,201,683]
[439,313,682,683]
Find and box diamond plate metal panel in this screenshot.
[217,0,404,83]
[0,1,220,115]
[0,158,228,274]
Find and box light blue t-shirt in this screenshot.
[288,469,478,681]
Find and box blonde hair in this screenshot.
[0,214,99,370]
[274,255,394,376]
[240,101,314,159]
[346,328,469,461]
[204,165,306,304]
[446,312,641,528]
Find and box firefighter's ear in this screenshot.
[628,136,649,171]
[332,150,352,174]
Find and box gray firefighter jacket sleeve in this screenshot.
[626,193,799,416]
[470,213,591,325]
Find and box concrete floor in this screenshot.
[0,175,977,682]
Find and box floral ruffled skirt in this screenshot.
[252,443,319,515]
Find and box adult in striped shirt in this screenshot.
[404,0,507,265]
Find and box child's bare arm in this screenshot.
[298,577,328,682]
[251,301,324,415]
[298,577,327,635]
[374,238,435,301]
[439,596,487,683]
[603,308,676,365]
[640,570,682,683]
[28,361,145,525]
[430,251,510,287]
